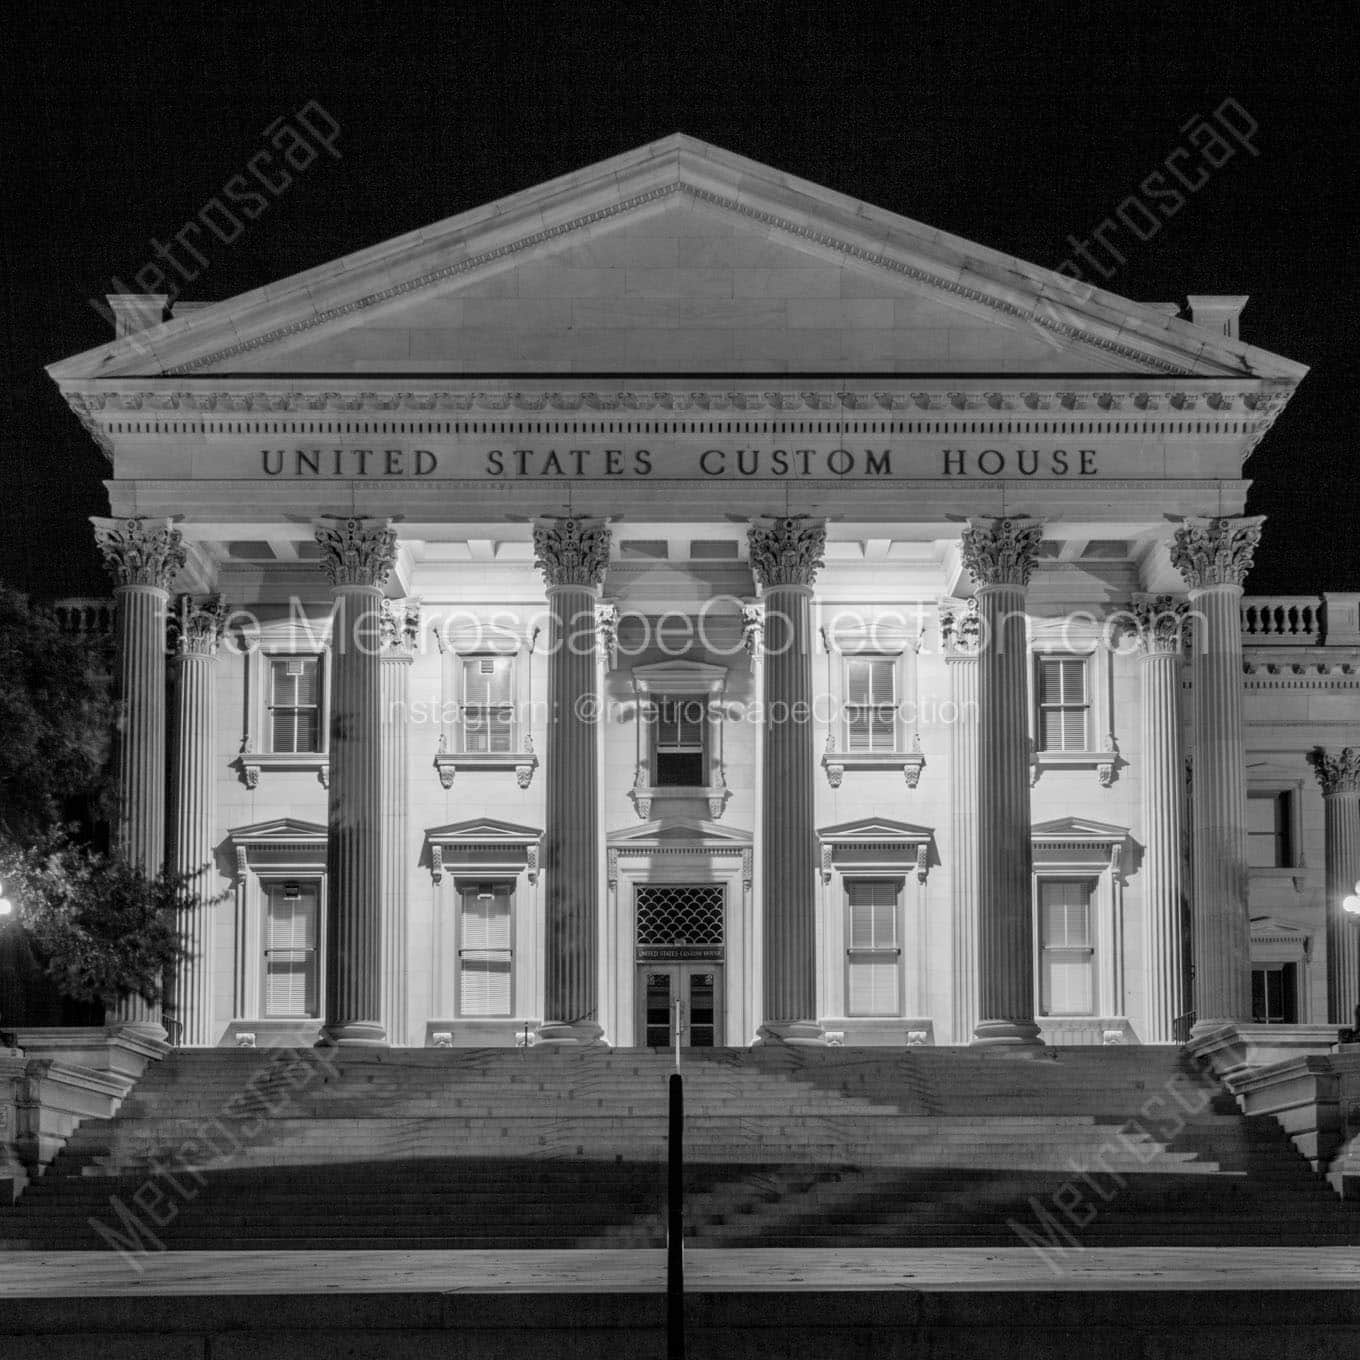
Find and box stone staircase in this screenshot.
[2,1045,1357,1251]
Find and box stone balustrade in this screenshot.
[1241,593,1360,646]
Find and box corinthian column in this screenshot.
[1308,748,1360,1025]
[92,515,187,1040]
[379,600,418,1046]
[533,516,611,1044]
[748,515,825,1045]
[961,517,1044,1046]
[1130,595,1190,1043]
[942,600,980,1044]
[1171,515,1264,1033]
[314,516,398,1046]
[166,594,228,1047]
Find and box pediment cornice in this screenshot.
[49,137,1307,391]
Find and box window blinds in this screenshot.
[846,879,899,1016]
[459,885,512,1016]
[264,883,319,1017]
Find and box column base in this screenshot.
[755,1020,827,1047]
[535,1020,606,1046]
[114,1020,169,1046]
[323,1021,388,1048]
[971,1018,1044,1047]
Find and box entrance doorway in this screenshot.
[639,964,723,1047]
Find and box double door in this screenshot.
[639,964,722,1047]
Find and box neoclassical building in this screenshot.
[45,136,1360,1050]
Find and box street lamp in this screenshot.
[1343,879,1360,917]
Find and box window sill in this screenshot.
[631,783,729,820]
[1030,747,1119,788]
[434,750,538,790]
[237,751,329,789]
[821,749,925,789]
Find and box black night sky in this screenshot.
[2,0,1354,597]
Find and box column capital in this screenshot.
[1309,747,1360,797]
[91,516,186,590]
[314,516,398,588]
[960,517,1043,589]
[747,515,826,589]
[533,516,611,589]
[170,594,229,656]
[1170,515,1264,590]
[1127,593,1190,655]
[380,598,421,656]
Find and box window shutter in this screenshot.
[463,656,515,753]
[846,880,899,1016]
[459,885,512,1016]
[1039,879,1094,1015]
[1038,658,1088,752]
[264,884,318,1017]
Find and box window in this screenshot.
[458,881,513,1016]
[1251,963,1298,1024]
[845,657,897,753]
[269,657,321,753]
[1037,657,1089,752]
[845,879,901,1016]
[462,656,515,754]
[1038,878,1095,1016]
[263,880,320,1018]
[653,697,707,786]
[1247,791,1294,868]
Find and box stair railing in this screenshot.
[1172,1011,1196,1046]
[668,1070,684,1360]
[672,996,686,1071]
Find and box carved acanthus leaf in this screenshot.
[314,516,398,588]
[960,517,1044,589]
[1170,516,1265,590]
[747,515,826,589]
[91,516,186,590]
[532,516,612,589]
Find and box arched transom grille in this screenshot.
[635,885,725,947]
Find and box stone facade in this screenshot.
[42,136,1356,1048]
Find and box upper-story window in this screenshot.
[1247,790,1295,868]
[844,657,897,753]
[1036,656,1089,753]
[462,655,516,754]
[269,657,322,753]
[654,697,707,786]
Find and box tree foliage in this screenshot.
[0,585,115,845]
[1,837,193,1010]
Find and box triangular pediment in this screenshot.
[1031,816,1130,842]
[1250,915,1309,940]
[49,135,1305,385]
[426,818,543,843]
[608,817,751,846]
[818,817,933,843]
[226,817,327,843]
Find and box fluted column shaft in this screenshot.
[944,607,979,1044]
[315,517,398,1046]
[380,601,417,1045]
[1310,749,1360,1025]
[962,518,1043,1046]
[1171,516,1263,1033]
[92,516,186,1039]
[167,596,228,1046]
[748,516,826,1044]
[534,517,611,1044]
[1133,596,1189,1043]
